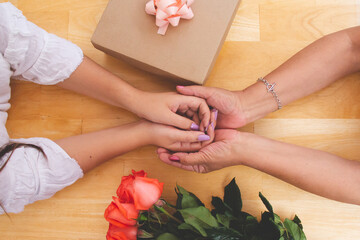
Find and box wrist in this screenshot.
[232,131,259,166]
[115,83,143,112]
[133,120,154,146]
[237,81,278,124]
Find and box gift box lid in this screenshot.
[92,0,241,85]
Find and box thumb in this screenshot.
[171,152,209,173]
[157,149,206,172]
[176,85,213,100]
[168,111,200,130]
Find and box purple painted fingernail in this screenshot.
[198,135,210,141]
[170,156,180,161]
[191,123,200,130]
[211,122,215,129]
[213,109,218,121]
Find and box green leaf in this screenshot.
[179,206,219,237]
[259,212,281,240]
[272,213,287,236]
[224,178,242,217]
[292,215,304,230]
[216,213,231,228]
[212,196,227,214]
[243,215,259,236]
[178,223,195,231]
[205,227,243,240]
[284,219,307,240]
[176,185,204,209]
[259,192,274,217]
[273,213,282,224]
[156,233,180,240]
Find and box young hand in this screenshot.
[132,91,211,131]
[141,120,215,152]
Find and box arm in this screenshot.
[241,26,360,123]
[158,131,360,205]
[58,55,211,130]
[57,56,137,113]
[239,133,360,205]
[176,26,360,127]
[0,3,210,131]
[58,56,210,131]
[55,120,213,173]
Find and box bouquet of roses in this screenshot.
[104,170,307,240]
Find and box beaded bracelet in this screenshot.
[257,77,282,110]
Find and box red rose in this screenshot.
[105,170,163,240]
[104,196,139,227]
[133,177,164,210]
[117,170,147,203]
[116,170,164,210]
[106,223,137,240]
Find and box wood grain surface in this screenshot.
[1,0,360,239]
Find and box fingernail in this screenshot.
[191,123,199,130]
[170,156,180,161]
[198,135,210,141]
[213,109,218,121]
[211,122,215,129]
[177,86,185,89]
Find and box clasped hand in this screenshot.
[141,86,248,173]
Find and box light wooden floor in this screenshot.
[1,0,360,239]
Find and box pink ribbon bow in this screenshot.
[145,0,194,35]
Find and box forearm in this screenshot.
[58,56,141,111]
[237,133,360,205]
[239,27,360,123]
[55,121,150,173]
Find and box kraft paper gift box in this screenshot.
[91,0,241,85]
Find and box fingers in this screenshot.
[156,148,206,173]
[176,85,214,100]
[167,130,210,152]
[168,111,200,130]
[192,112,201,129]
[176,97,210,131]
[197,99,211,131]
[175,130,210,143]
[203,108,218,146]
[176,86,216,131]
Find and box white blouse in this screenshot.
[0,3,84,214]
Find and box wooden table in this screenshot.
[1,0,360,239]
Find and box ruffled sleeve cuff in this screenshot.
[1,3,84,85]
[20,33,84,85]
[0,137,83,214]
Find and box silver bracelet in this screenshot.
[257,77,282,110]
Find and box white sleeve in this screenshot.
[0,138,84,214]
[0,2,83,85]
[0,3,84,214]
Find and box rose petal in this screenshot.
[107,223,137,240]
[133,177,164,210]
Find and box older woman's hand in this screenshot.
[176,86,248,128]
[157,129,243,173]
